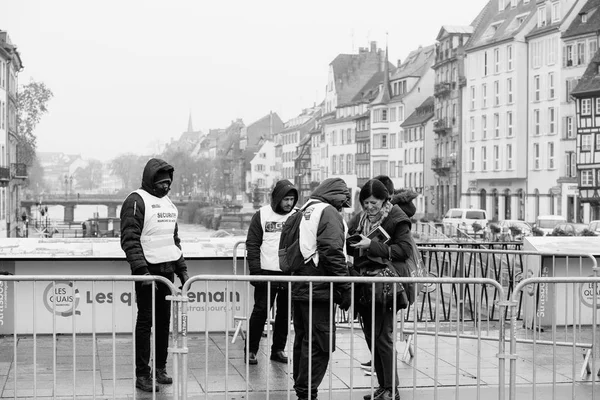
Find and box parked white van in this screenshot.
[535,215,567,236]
[442,208,489,236]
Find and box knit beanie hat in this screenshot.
[154,170,171,184]
[359,179,389,204]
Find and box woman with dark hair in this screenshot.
[347,178,413,400]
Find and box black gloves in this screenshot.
[338,289,352,311]
[178,272,189,286]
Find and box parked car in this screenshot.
[495,220,533,241]
[588,220,600,235]
[551,222,589,236]
[534,215,567,236]
[442,208,489,236]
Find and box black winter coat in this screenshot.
[291,178,351,303]
[119,158,187,279]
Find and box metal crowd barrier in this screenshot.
[179,274,508,400]
[0,275,180,400]
[1,246,600,399]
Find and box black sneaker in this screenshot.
[136,376,159,392]
[363,387,385,400]
[270,350,288,363]
[360,360,372,370]
[155,368,173,384]
[246,351,258,365]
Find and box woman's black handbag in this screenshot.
[359,266,409,310]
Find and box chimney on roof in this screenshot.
[359,47,368,54]
[370,41,377,53]
[397,59,402,68]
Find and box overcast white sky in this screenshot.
[1,0,488,161]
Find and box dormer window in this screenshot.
[537,6,546,28]
[499,0,505,11]
[510,0,516,7]
[581,13,588,23]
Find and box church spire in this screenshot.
[371,38,392,105]
[187,111,193,132]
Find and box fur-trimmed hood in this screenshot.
[391,189,418,218]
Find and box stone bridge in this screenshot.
[21,196,193,222]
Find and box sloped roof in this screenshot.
[466,0,537,51]
[400,97,435,127]
[391,45,435,80]
[572,49,600,96]
[437,25,474,40]
[563,0,600,39]
[348,71,385,105]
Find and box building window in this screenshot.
[494,113,500,137]
[482,84,487,107]
[482,146,487,171]
[548,107,556,134]
[346,128,352,144]
[471,86,476,109]
[499,0,505,11]
[582,134,592,151]
[494,145,500,170]
[551,1,560,22]
[332,130,337,145]
[548,37,557,65]
[381,133,388,148]
[533,143,540,169]
[482,115,487,139]
[582,99,592,115]
[565,116,574,139]
[494,48,500,73]
[597,98,600,115]
[548,72,555,99]
[339,155,344,174]
[534,75,540,101]
[565,44,574,67]
[548,142,555,169]
[389,161,396,177]
[470,147,475,171]
[331,155,337,174]
[581,170,593,186]
[494,80,500,106]
[507,111,513,137]
[507,45,513,71]
[590,39,598,63]
[565,152,575,177]
[484,51,488,76]
[390,133,396,149]
[470,117,475,140]
[537,6,546,28]
[507,144,513,170]
[389,107,396,122]
[577,42,586,65]
[382,109,388,121]
[507,78,513,103]
[534,109,540,135]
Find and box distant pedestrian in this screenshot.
[245,179,298,365]
[120,158,189,393]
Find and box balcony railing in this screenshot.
[355,130,370,141]
[433,118,451,135]
[431,156,455,175]
[458,76,467,88]
[11,163,27,179]
[356,153,370,162]
[434,82,451,98]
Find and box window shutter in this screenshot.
[562,44,567,67]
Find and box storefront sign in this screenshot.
[580,277,600,309]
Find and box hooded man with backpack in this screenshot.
[245,179,298,365]
[291,177,352,400]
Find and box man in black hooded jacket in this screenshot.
[120,158,189,393]
[292,177,352,400]
[245,179,298,365]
